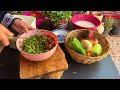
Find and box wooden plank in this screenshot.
[19,45,68,79]
[29,71,64,79]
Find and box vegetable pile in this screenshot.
[20,34,55,54]
[67,30,103,57]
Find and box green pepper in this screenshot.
[67,37,86,55]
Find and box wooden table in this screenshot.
[19,45,68,79]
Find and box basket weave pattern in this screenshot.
[64,29,110,64]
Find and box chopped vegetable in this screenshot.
[20,34,55,54]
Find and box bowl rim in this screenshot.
[16,29,58,55]
[71,14,101,30]
[51,29,70,32]
[51,29,70,43]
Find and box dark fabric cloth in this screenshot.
[0,11,9,22]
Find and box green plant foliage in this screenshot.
[103,16,115,31]
[41,11,72,26]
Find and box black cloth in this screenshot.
[0,11,9,22]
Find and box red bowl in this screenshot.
[71,14,101,30]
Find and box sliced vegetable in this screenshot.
[20,34,55,54]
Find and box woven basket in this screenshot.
[64,29,110,64]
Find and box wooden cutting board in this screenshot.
[19,45,68,79]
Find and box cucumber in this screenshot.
[67,37,86,55]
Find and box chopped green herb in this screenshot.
[20,34,55,54]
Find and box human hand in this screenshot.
[11,19,36,34]
[0,24,14,46]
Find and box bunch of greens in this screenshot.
[103,16,115,31]
[20,34,54,54]
[41,11,72,26]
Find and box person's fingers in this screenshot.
[0,24,14,37]
[22,26,28,33]
[25,23,36,30]
[28,25,36,30]
[17,24,28,34]
[0,34,9,46]
[21,23,36,33]
[11,19,36,34]
[5,29,14,37]
[19,22,30,33]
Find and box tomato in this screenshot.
[88,31,94,40]
[86,52,91,57]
